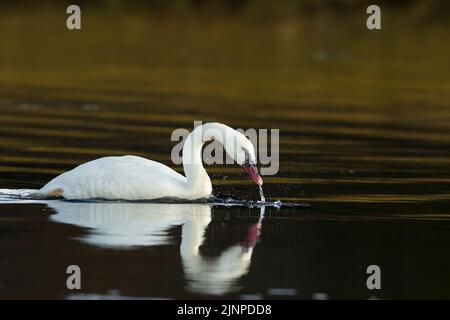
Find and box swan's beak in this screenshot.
[243,163,263,186]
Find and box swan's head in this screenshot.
[224,130,263,186]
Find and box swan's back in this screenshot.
[40,156,188,200]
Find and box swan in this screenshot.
[38,122,263,200]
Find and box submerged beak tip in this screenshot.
[257,177,263,186]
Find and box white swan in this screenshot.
[38,122,263,200]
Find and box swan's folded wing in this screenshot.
[40,155,187,200]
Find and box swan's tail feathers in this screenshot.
[31,188,64,199]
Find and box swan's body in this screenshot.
[39,122,262,200]
[41,155,194,200]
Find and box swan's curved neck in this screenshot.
[182,123,229,196]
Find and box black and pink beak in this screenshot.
[243,162,263,186]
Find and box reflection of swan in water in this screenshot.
[48,202,263,295]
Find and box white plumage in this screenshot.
[40,155,188,200]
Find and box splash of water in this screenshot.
[258,185,266,203]
[0,189,38,200]
[0,188,310,208]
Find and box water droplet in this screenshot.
[258,185,266,203]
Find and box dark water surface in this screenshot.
[0,9,449,299]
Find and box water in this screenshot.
[0,8,449,299]
[258,185,266,203]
